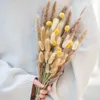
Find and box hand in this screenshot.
[31,79,52,100]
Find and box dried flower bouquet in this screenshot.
[35,0,87,100]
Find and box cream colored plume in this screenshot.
[50,32,56,44]
[60,54,68,66]
[50,58,61,74]
[41,26,46,41]
[72,40,79,50]
[45,38,51,52]
[51,18,59,31]
[39,52,44,63]
[57,37,62,46]
[39,41,44,51]
[48,53,56,64]
[45,51,50,62]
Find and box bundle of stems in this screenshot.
[35,1,87,100]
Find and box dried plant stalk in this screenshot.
[39,41,44,51]
[50,1,57,20]
[61,6,67,13]
[36,16,41,40]
[39,52,44,63]
[79,30,88,44]
[45,0,51,21]
[45,51,50,62]
[48,53,56,64]
[66,9,72,25]
[41,26,46,41]
[42,0,51,25]
[45,38,51,52]
[70,17,81,33]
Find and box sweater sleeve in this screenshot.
[0,60,36,100]
[71,3,99,100]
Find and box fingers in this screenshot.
[47,86,52,92]
[40,90,48,95]
[39,94,45,99]
[39,85,52,99]
[33,79,44,88]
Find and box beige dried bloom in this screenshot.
[45,51,50,62]
[36,16,41,40]
[41,26,46,41]
[39,52,44,63]
[50,58,61,73]
[45,38,51,52]
[45,64,50,73]
[38,41,44,51]
[50,1,56,20]
[60,54,68,66]
[57,37,62,46]
[48,53,56,64]
[72,40,79,50]
[51,18,59,31]
[50,32,56,44]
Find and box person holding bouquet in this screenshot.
[0,0,99,100]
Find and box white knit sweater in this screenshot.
[0,0,99,100]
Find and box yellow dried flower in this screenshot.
[46,21,52,27]
[51,18,59,31]
[52,41,57,46]
[45,38,51,52]
[66,40,73,48]
[65,25,70,32]
[48,53,56,64]
[56,50,62,57]
[38,41,44,51]
[72,40,79,50]
[59,12,65,19]
[54,29,60,35]
[39,52,44,63]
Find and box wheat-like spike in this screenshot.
[80,6,87,16]
[48,53,56,64]
[70,17,81,33]
[66,9,72,25]
[36,16,41,40]
[60,54,68,66]
[50,1,57,20]
[45,0,51,21]
[39,41,44,51]
[45,64,50,73]
[66,30,88,62]
[39,51,44,63]
[42,7,46,25]
[42,0,51,25]
[79,30,88,44]
[57,37,62,46]
[41,26,46,41]
[50,58,61,73]
[61,6,67,13]
[45,51,50,62]
[46,29,50,38]
[45,38,51,52]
